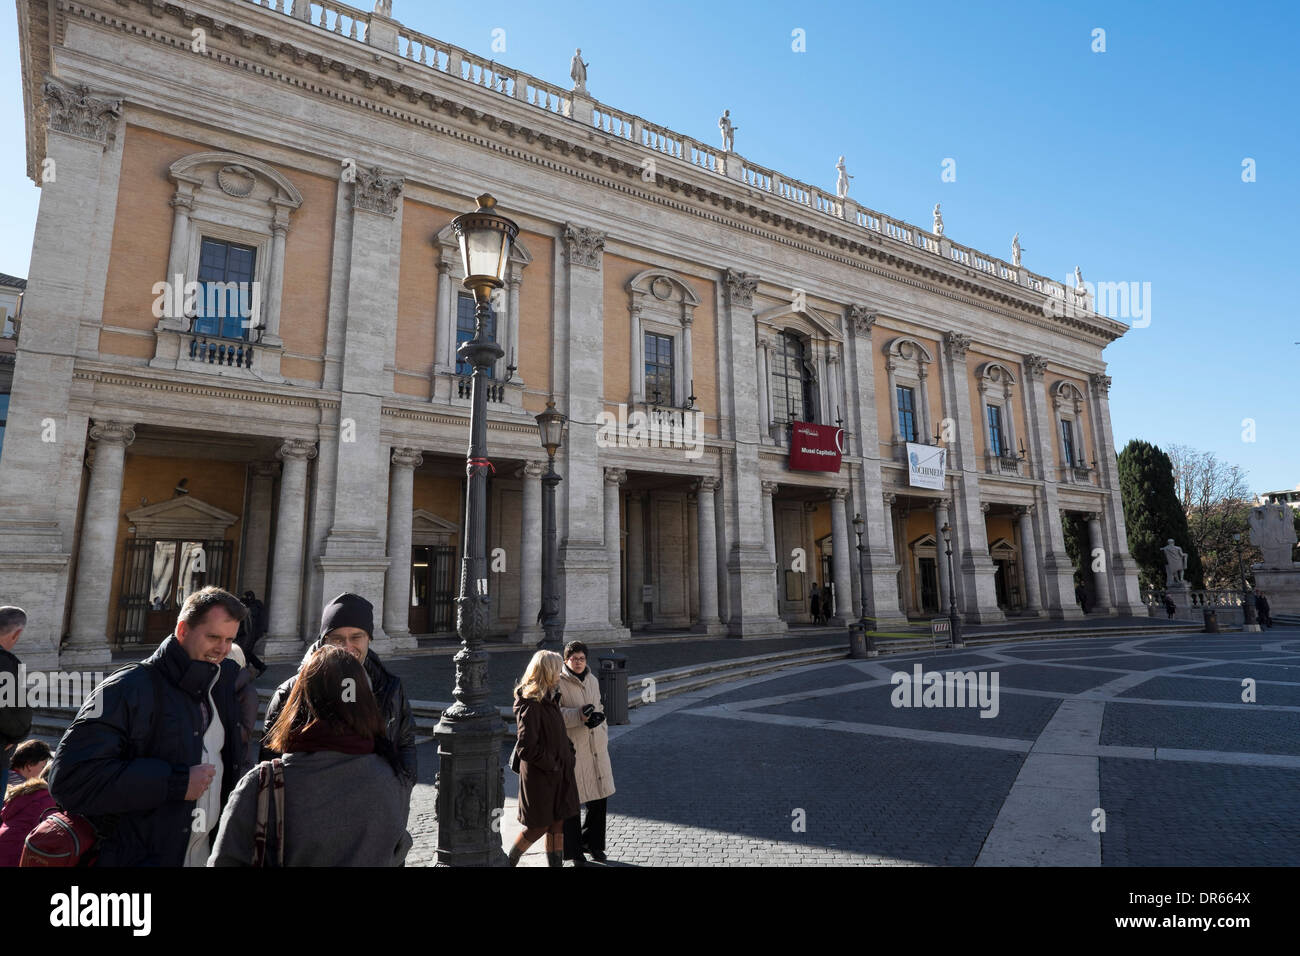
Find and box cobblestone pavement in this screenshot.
[406,628,1300,865]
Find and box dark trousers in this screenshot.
[563,798,608,858]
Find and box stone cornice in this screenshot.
[35,0,1128,350]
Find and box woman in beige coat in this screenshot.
[557,640,615,865]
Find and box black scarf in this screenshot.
[564,664,587,682]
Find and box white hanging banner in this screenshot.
[906,442,947,489]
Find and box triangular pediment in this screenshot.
[412,509,460,533]
[126,496,239,538]
[755,304,842,340]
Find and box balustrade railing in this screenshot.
[240,0,1078,305]
[456,377,505,403]
[189,336,255,369]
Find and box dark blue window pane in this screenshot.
[987,405,1003,456]
[455,293,496,376]
[194,238,257,340]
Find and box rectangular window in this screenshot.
[644,332,674,404]
[455,292,496,377]
[1060,420,1075,465]
[193,238,257,340]
[987,404,1003,457]
[897,386,917,442]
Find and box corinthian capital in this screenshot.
[563,224,606,269]
[847,305,876,337]
[352,166,404,217]
[1023,354,1049,379]
[943,331,972,361]
[43,78,123,146]
[1089,372,1112,395]
[724,270,758,310]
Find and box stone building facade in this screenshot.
[3,0,1143,670]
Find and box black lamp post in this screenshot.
[536,399,567,649]
[433,193,517,866]
[852,513,876,656]
[1232,532,1259,629]
[941,521,964,648]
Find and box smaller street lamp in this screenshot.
[535,398,567,649]
[1232,532,1259,629]
[941,522,964,648]
[852,513,876,657]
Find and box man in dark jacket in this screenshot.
[234,591,267,676]
[0,607,33,810]
[48,587,246,866]
[262,593,417,791]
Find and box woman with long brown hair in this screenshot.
[208,644,411,866]
[508,650,578,866]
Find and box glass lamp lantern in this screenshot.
[450,193,519,298]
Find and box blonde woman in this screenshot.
[508,650,579,866]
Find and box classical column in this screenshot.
[696,477,723,633]
[514,462,544,643]
[1016,506,1042,616]
[762,481,780,615]
[383,447,423,649]
[756,335,771,437]
[436,257,454,371]
[265,439,318,655]
[1023,354,1082,619]
[63,421,135,668]
[933,498,952,612]
[828,489,853,625]
[845,486,862,617]
[604,468,626,627]
[1088,372,1144,614]
[240,461,277,600]
[261,214,290,345]
[1087,512,1112,612]
[506,270,523,383]
[626,491,645,628]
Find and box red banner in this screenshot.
[788,422,844,472]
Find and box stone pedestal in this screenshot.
[1253,565,1300,617]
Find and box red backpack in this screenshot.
[19,663,166,867]
[19,808,99,867]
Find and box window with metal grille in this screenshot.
[644,331,674,404]
[897,386,917,442]
[193,238,257,340]
[771,332,813,423]
[1061,420,1076,465]
[455,292,497,377]
[987,404,1004,456]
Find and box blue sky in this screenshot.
[2,0,1294,491]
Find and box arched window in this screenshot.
[770,331,815,423]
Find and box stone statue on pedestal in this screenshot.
[1162,538,1188,587]
[718,110,737,152]
[374,0,392,16]
[1249,504,1298,567]
[570,49,588,92]
[1074,265,1085,289]
[932,203,943,236]
[835,156,853,199]
[1012,233,1022,266]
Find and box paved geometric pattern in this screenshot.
[406,629,1300,865]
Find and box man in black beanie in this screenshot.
[260,593,417,792]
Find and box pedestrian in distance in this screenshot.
[1163,593,1177,619]
[208,644,412,867]
[47,587,246,867]
[508,650,579,867]
[809,583,821,625]
[261,593,417,793]
[235,591,268,676]
[1255,591,1272,629]
[1075,583,1089,614]
[0,607,33,810]
[226,643,260,777]
[821,582,834,623]
[557,641,615,866]
[0,740,56,866]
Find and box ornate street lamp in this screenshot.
[1232,532,1259,629]
[852,513,876,656]
[535,398,567,649]
[941,522,964,648]
[433,193,517,867]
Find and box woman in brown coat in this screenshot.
[508,650,579,867]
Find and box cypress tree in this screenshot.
[1117,439,1203,589]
